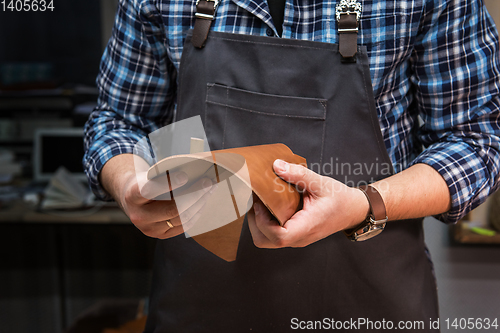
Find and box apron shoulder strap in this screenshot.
[336,0,361,61]
[192,0,220,48]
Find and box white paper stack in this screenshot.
[41,166,91,209]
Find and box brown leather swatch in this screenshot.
[147,143,306,261]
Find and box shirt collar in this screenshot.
[230,0,274,29]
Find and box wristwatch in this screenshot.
[343,185,388,241]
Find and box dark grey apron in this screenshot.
[144,31,439,332]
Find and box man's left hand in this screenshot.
[247,159,369,248]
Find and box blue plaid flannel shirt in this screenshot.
[84,0,500,224]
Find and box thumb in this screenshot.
[273,159,324,195]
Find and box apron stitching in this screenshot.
[222,86,229,149]
[319,101,327,167]
[206,101,326,119]
[205,83,214,139]
[209,83,327,102]
[208,36,342,52]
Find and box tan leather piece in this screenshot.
[211,144,306,225]
[191,0,216,48]
[148,143,306,261]
[338,14,358,58]
[192,144,305,261]
[191,215,245,262]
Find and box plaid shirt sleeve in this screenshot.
[83,0,175,200]
[409,0,500,223]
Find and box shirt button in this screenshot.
[266,28,274,36]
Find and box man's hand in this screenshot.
[248,159,369,248]
[248,159,451,249]
[100,154,216,239]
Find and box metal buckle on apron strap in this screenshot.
[191,0,220,48]
[336,0,361,62]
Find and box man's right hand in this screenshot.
[99,154,216,239]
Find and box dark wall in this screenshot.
[0,1,103,87]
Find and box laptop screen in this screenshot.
[34,128,86,181]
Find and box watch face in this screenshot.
[352,223,385,241]
[354,227,384,241]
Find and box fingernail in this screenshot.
[274,159,288,173]
[174,172,188,185]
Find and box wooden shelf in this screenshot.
[0,201,129,224]
[450,193,500,245]
[452,225,500,244]
[451,219,500,244]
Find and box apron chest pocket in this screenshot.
[205,83,327,167]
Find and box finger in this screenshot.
[147,217,184,239]
[247,203,276,248]
[131,176,214,224]
[172,177,216,215]
[178,210,203,234]
[139,171,189,200]
[159,189,214,238]
[128,196,179,226]
[178,184,216,226]
[157,220,186,239]
[143,179,217,230]
[273,209,317,247]
[135,217,184,239]
[145,205,204,239]
[250,202,289,248]
[273,159,325,195]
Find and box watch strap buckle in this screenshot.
[369,215,388,226]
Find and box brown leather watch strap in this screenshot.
[191,0,218,48]
[358,185,387,224]
[338,13,358,59]
[342,184,387,238]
